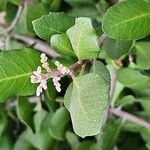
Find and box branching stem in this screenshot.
[110,107,150,128]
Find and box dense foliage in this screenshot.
[0,0,150,149]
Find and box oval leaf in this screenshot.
[0,48,40,101]
[135,42,150,70]
[50,33,75,57]
[102,38,132,59]
[32,12,75,40]
[67,17,100,59]
[102,0,150,40]
[49,107,70,140]
[64,73,109,138]
[90,60,111,83]
[16,97,34,131]
[117,68,150,96]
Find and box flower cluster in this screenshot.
[30,53,51,96]
[30,53,71,96]
[55,61,71,75]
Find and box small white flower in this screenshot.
[40,53,48,63]
[40,53,51,72]
[31,54,72,96]
[30,66,48,96]
[52,76,61,92]
[36,85,43,96]
[33,66,42,76]
[55,61,71,75]
[41,80,47,90]
[30,75,38,83]
[42,62,51,72]
[56,86,61,92]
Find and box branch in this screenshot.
[110,107,150,128]
[14,34,59,57]
[98,33,107,47]
[5,5,23,34]
[54,60,87,78]
[109,0,118,5]
[110,69,117,100]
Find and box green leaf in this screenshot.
[122,121,143,133]
[96,119,123,150]
[134,42,150,70]
[48,0,62,11]
[117,68,150,96]
[66,131,79,149]
[6,40,25,50]
[90,60,110,83]
[102,38,132,59]
[115,95,135,107]
[14,130,37,150]
[68,6,99,18]
[8,0,21,5]
[102,0,150,40]
[49,107,70,140]
[96,0,109,14]
[43,80,58,111]
[0,104,7,136]
[0,136,12,150]
[33,102,47,133]
[76,140,95,150]
[65,0,94,6]
[66,17,100,59]
[141,128,150,143]
[15,3,28,35]
[138,97,150,112]
[27,3,49,34]
[30,130,54,150]
[146,143,150,150]
[5,3,17,23]
[50,33,75,57]
[0,0,7,11]
[64,73,109,138]
[0,48,40,101]
[32,12,75,40]
[16,97,34,131]
[14,129,54,150]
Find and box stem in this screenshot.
[5,5,23,34]
[110,108,150,128]
[98,33,107,47]
[109,0,118,5]
[14,34,59,57]
[110,69,117,101]
[54,60,87,77]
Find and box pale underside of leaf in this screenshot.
[64,73,109,138]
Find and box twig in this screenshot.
[14,34,59,57]
[110,108,150,128]
[109,0,118,5]
[98,33,107,47]
[110,69,117,101]
[54,60,87,77]
[5,5,23,34]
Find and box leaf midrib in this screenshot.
[0,72,32,83]
[110,12,150,28]
[34,23,63,34]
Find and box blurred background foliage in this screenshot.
[0,0,150,150]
